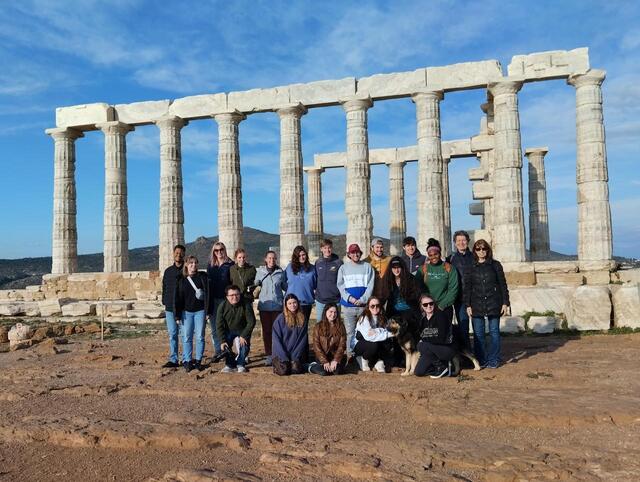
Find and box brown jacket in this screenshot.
[313,319,347,364]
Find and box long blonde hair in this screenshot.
[283,294,305,328]
[209,241,231,267]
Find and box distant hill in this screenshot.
[0,228,636,289]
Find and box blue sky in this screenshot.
[0,0,638,259]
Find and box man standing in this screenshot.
[364,237,391,303]
[337,244,375,358]
[314,239,343,321]
[161,244,185,368]
[400,236,426,276]
[217,285,256,373]
[447,230,474,349]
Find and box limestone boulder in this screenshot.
[612,285,640,329]
[22,302,40,317]
[501,316,525,334]
[61,301,96,317]
[128,301,165,319]
[509,287,573,317]
[39,299,62,317]
[528,316,555,334]
[8,323,31,346]
[566,286,611,331]
[136,290,160,301]
[96,301,133,317]
[0,302,24,316]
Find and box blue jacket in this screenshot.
[284,263,317,306]
[314,254,343,304]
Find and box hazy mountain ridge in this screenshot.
[0,227,636,289]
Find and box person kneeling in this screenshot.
[414,294,457,379]
[217,285,256,373]
[353,297,395,373]
[310,303,347,376]
[272,294,309,376]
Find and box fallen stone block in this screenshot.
[95,301,133,317]
[528,316,555,334]
[8,323,31,346]
[61,301,96,317]
[136,290,159,301]
[501,316,525,334]
[38,299,62,317]
[509,287,572,317]
[566,286,611,331]
[612,285,640,329]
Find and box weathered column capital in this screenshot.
[154,115,187,130]
[488,80,523,96]
[567,69,606,88]
[524,147,549,158]
[340,96,373,112]
[213,110,246,124]
[46,127,84,141]
[384,160,406,168]
[275,102,307,118]
[304,166,325,175]
[96,121,134,135]
[411,89,444,102]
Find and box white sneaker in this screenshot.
[373,360,385,373]
[237,366,247,373]
[264,356,272,366]
[357,356,370,372]
[221,365,236,373]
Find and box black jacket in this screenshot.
[447,249,474,302]
[418,309,453,345]
[162,264,183,311]
[174,271,210,320]
[315,253,343,303]
[462,259,510,317]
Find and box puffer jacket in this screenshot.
[230,263,257,304]
[462,259,510,317]
[254,265,287,312]
[312,319,347,364]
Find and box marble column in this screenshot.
[526,147,551,261]
[342,97,373,250]
[487,81,526,262]
[277,103,307,258]
[155,116,187,271]
[568,70,613,270]
[442,156,452,256]
[46,127,83,274]
[387,161,406,256]
[306,167,324,261]
[97,121,134,273]
[412,90,446,251]
[214,111,246,256]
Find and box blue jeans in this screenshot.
[472,316,501,367]
[209,298,224,354]
[182,310,206,363]
[455,302,471,351]
[224,332,250,368]
[315,301,341,322]
[165,310,181,363]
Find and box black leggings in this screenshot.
[354,339,394,368]
[309,357,346,376]
[414,340,457,377]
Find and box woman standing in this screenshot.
[310,303,347,376]
[463,239,510,369]
[174,255,209,372]
[382,256,421,317]
[272,294,309,376]
[230,248,257,306]
[353,297,395,373]
[414,294,456,378]
[284,246,317,323]
[207,242,234,356]
[415,238,459,321]
[254,250,287,366]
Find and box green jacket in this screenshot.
[414,261,459,309]
[230,263,257,303]
[216,299,256,341]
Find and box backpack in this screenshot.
[419,261,452,284]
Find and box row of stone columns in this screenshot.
[47,70,612,274]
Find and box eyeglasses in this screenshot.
[422,302,435,307]
[214,248,224,253]
[369,304,381,309]
[475,247,487,252]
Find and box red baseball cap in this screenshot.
[347,243,362,254]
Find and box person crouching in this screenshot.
[272,294,308,376]
[217,285,256,373]
[309,303,347,376]
[414,294,457,379]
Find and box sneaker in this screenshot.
[245,356,251,364]
[194,360,204,372]
[373,360,385,373]
[237,366,247,373]
[356,356,370,372]
[221,365,236,373]
[264,356,273,367]
[486,362,500,369]
[429,366,449,379]
[162,361,179,368]
[183,361,192,373]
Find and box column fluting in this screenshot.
[306,167,324,262]
[387,161,406,256]
[526,147,551,261]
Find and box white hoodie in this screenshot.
[354,314,393,344]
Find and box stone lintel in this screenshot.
[290,77,356,107]
[426,60,503,91]
[470,134,494,152]
[115,100,171,125]
[525,146,549,156]
[442,139,472,159]
[509,47,590,81]
[56,103,114,130]
[168,93,228,120]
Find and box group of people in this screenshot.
[161,230,510,378]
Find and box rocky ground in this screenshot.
[0,325,639,481]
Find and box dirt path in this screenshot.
[1,331,639,481]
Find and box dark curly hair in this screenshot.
[382,256,421,308]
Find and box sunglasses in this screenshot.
[214,248,224,253]
[369,304,381,308]
[475,247,487,252]
[422,302,435,307]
